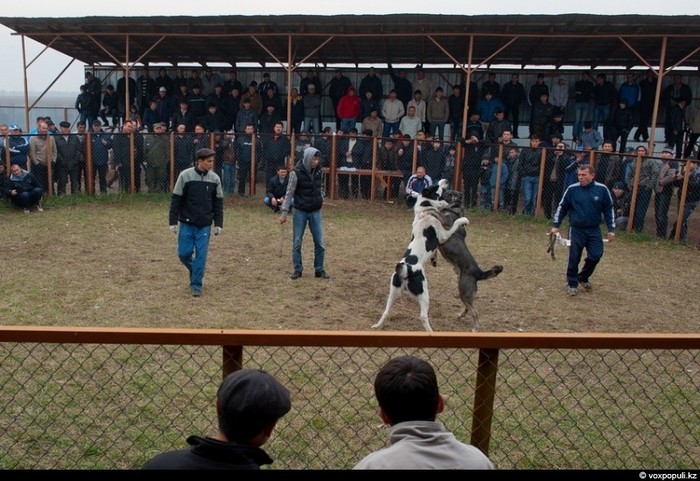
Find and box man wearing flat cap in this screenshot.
[142,369,291,469]
[54,121,83,195]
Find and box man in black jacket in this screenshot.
[168,148,224,297]
[142,369,291,470]
[7,163,44,213]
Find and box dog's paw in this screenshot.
[456,217,470,226]
[370,322,383,330]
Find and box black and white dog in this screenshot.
[436,189,503,331]
[373,179,469,332]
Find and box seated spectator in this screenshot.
[354,355,494,470]
[611,181,631,230]
[6,163,44,213]
[264,166,292,213]
[142,369,291,470]
[404,165,433,209]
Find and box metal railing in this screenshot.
[1,327,698,469]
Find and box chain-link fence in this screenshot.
[0,329,697,469]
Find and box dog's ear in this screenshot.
[420,184,439,200]
[438,179,448,190]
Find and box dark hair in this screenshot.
[374,355,440,425]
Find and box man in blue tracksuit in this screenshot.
[551,164,615,296]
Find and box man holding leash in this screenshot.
[169,148,224,297]
[551,164,615,296]
[279,146,329,280]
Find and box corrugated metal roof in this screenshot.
[1,14,698,69]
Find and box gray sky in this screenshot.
[0,1,698,93]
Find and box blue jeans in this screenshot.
[222,163,236,194]
[521,176,539,216]
[430,122,446,141]
[593,104,610,131]
[177,223,211,292]
[304,116,321,135]
[382,121,400,138]
[480,184,492,210]
[11,188,43,209]
[340,118,356,132]
[292,209,325,274]
[572,102,590,139]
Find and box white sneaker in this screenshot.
[37,204,44,212]
[23,208,30,214]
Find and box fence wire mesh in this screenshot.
[0,342,697,469]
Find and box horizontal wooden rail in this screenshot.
[1,326,698,350]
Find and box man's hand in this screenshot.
[279,214,288,225]
[214,227,222,236]
[550,227,560,235]
[271,198,278,207]
[607,232,616,242]
[169,225,178,234]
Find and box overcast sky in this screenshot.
[0,1,698,93]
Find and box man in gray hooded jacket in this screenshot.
[279,147,329,280]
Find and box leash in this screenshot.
[547,231,608,261]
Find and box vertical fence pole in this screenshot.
[471,347,499,456]
[222,345,243,380]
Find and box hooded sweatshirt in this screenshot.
[281,147,323,214]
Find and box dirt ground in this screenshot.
[0,195,698,334]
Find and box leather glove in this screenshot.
[169,225,178,234]
[214,227,222,236]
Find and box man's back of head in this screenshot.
[374,355,439,425]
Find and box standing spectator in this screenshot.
[388,66,412,110]
[154,67,174,98]
[299,69,322,97]
[634,69,657,142]
[258,105,281,135]
[361,109,383,138]
[257,73,279,98]
[172,99,195,133]
[399,106,422,139]
[3,123,30,170]
[552,164,615,296]
[485,109,512,145]
[142,99,160,133]
[222,70,243,97]
[6,163,44,213]
[654,147,679,238]
[448,85,465,141]
[617,72,640,122]
[626,145,658,232]
[262,122,291,184]
[187,84,208,124]
[234,123,261,197]
[426,87,449,141]
[287,88,304,134]
[530,92,554,139]
[54,121,83,195]
[28,120,57,193]
[412,67,433,112]
[241,82,263,116]
[476,91,504,133]
[518,135,543,216]
[683,100,700,159]
[353,355,494,470]
[302,83,322,135]
[500,73,526,138]
[110,119,143,193]
[117,74,137,123]
[528,73,549,136]
[89,120,111,194]
[200,67,223,96]
[461,133,484,208]
[359,67,383,103]
[481,71,500,99]
[329,70,352,130]
[420,137,448,187]
[137,68,157,116]
[666,98,687,158]
[75,84,94,127]
[155,86,174,126]
[592,73,617,133]
[235,98,259,134]
[549,76,570,116]
[173,123,194,182]
[168,148,224,298]
[337,87,362,133]
[610,99,634,153]
[222,86,242,132]
[144,122,170,193]
[572,72,595,142]
[381,90,405,138]
[84,72,102,126]
[359,90,380,126]
[407,90,427,132]
[279,147,329,280]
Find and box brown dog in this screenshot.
[434,190,503,331]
